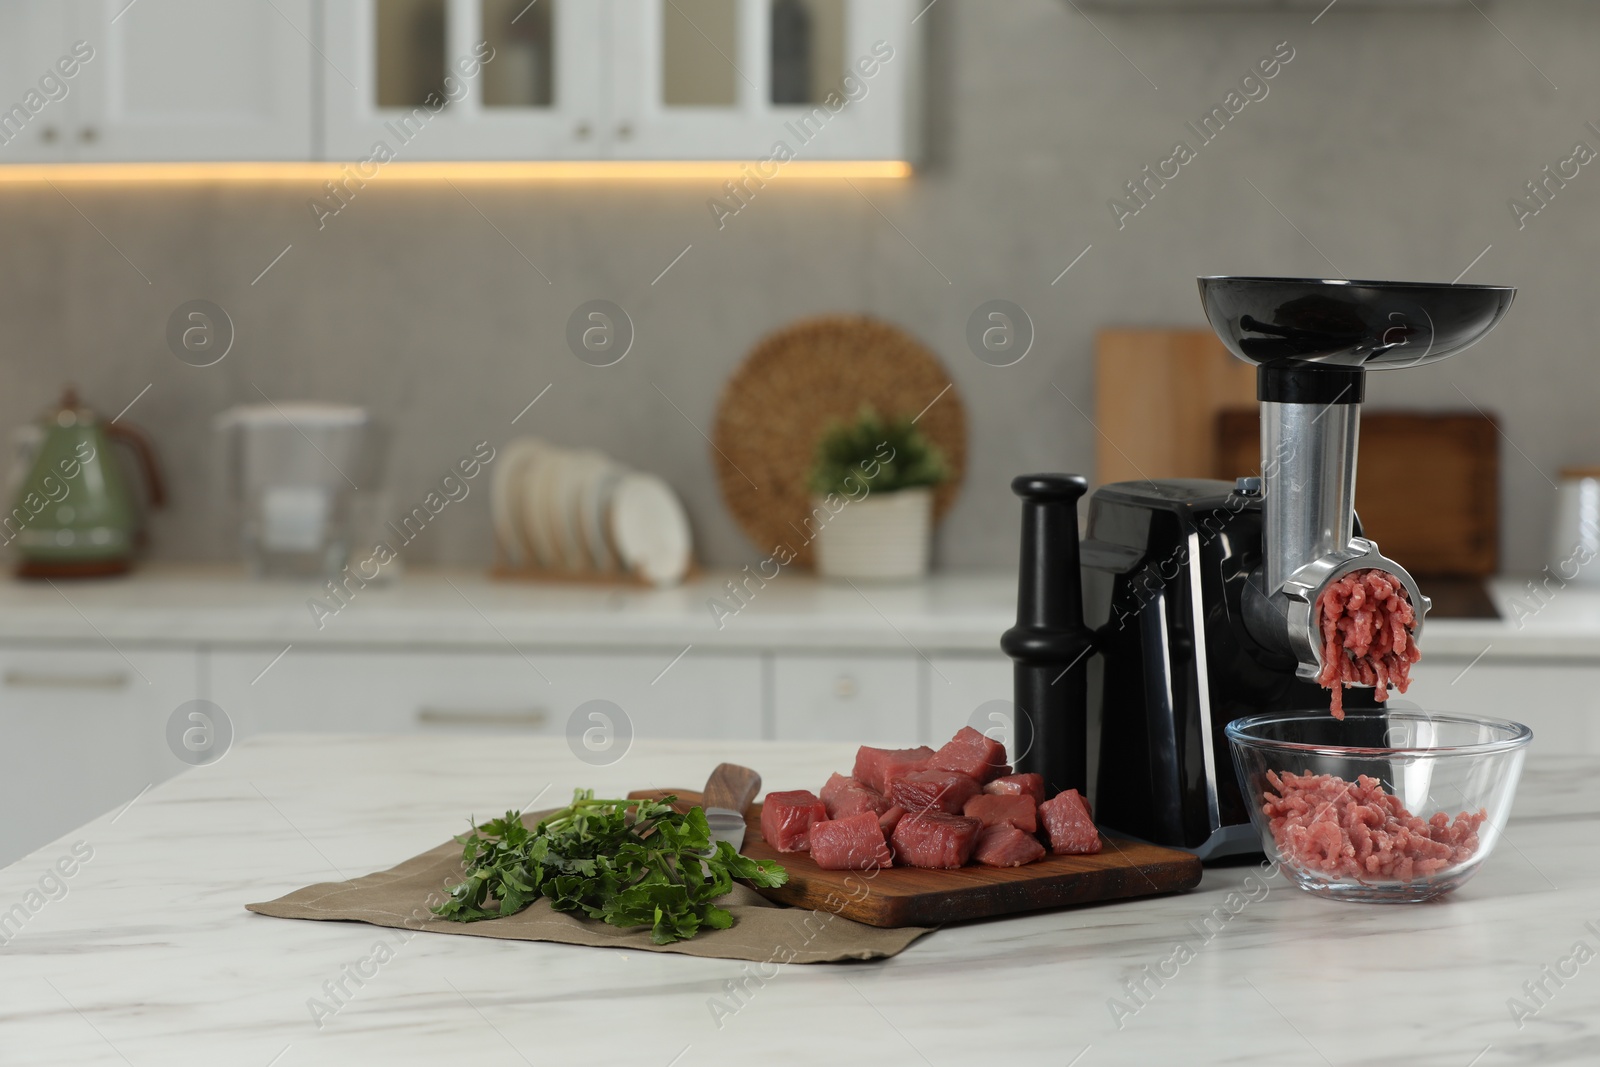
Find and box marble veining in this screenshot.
[0,734,1595,1065]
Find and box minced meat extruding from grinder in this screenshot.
[1315,569,1421,719]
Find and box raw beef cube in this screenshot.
[888,770,982,815]
[1039,789,1101,855]
[759,790,828,853]
[809,812,894,872]
[878,805,906,834]
[984,772,1047,805]
[820,772,889,820]
[852,745,936,794]
[928,726,1011,783]
[889,813,983,869]
[974,824,1047,868]
[963,793,1038,833]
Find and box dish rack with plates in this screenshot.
[490,438,695,588]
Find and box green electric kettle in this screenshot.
[8,387,165,578]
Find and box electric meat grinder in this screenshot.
[1004,277,1516,858]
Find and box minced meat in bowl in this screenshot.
[1225,711,1532,903]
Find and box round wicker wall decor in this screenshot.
[711,315,967,568]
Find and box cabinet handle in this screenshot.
[40,126,59,144]
[416,707,550,729]
[833,674,859,699]
[616,122,633,140]
[78,127,98,143]
[3,670,130,690]
[573,121,592,140]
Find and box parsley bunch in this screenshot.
[432,790,788,945]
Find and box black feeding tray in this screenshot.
[1198,276,1516,372]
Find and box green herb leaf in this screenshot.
[431,790,787,944]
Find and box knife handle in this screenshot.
[702,763,761,815]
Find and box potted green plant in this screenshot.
[807,407,947,580]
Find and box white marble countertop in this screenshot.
[0,564,1598,660]
[0,564,1017,653]
[1,733,1593,1066]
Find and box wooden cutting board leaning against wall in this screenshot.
[1094,329,1257,485]
[1094,328,1501,580]
[1215,410,1500,578]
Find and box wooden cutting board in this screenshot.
[1094,328,1257,486]
[631,789,1203,928]
[1216,410,1500,577]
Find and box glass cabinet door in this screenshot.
[322,0,606,161]
[610,0,916,161]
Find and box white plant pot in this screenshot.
[812,487,933,581]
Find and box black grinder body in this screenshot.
[1007,475,1380,860]
[1085,478,1342,859]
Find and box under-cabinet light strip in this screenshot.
[0,160,913,183]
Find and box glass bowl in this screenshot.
[1226,710,1532,903]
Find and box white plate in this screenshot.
[549,451,590,572]
[609,473,692,587]
[490,438,545,570]
[569,452,619,572]
[520,445,562,569]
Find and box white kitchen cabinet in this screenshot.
[320,0,606,160]
[209,646,765,742]
[0,2,80,162]
[610,0,917,160]
[68,0,315,160]
[771,652,918,742]
[0,0,919,166]
[319,0,917,161]
[1407,659,1599,754]
[0,645,200,867]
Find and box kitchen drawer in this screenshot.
[1407,660,1599,754]
[925,653,1014,747]
[0,645,200,868]
[771,654,918,743]
[209,648,764,742]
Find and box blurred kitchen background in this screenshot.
[4,0,1598,572]
[3,0,1600,863]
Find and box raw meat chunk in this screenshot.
[852,745,936,794]
[888,769,982,815]
[962,793,1038,833]
[889,813,983,869]
[820,773,889,820]
[929,726,1011,783]
[809,812,894,872]
[1262,770,1485,882]
[1315,569,1422,720]
[1039,789,1101,855]
[984,772,1047,805]
[758,790,827,853]
[878,805,906,834]
[973,823,1047,868]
